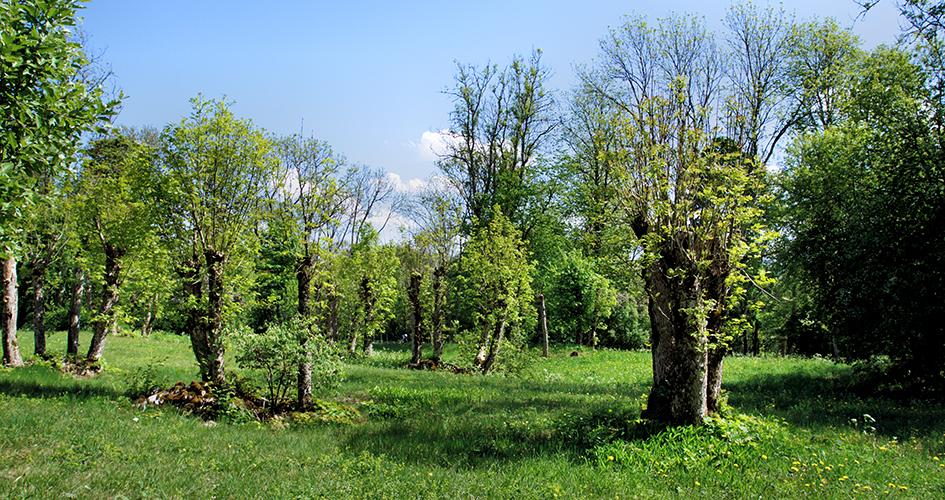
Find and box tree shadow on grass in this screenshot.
[725,369,945,440]
[0,364,124,400]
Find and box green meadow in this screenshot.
[1,331,943,499]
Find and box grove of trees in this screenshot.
[3,0,942,424]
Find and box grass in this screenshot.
[1,330,943,499]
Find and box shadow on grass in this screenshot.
[0,364,124,401]
[726,369,945,439]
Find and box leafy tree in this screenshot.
[780,45,945,388]
[338,227,399,356]
[456,207,534,374]
[545,251,617,348]
[583,13,769,424]
[402,176,462,361]
[1,0,119,366]
[269,134,348,406]
[438,50,558,239]
[73,133,155,363]
[160,96,278,384]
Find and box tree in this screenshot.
[585,14,768,424]
[339,227,398,357]
[74,133,154,363]
[403,176,462,361]
[1,0,119,366]
[438,50,558,239]
[780,44,945,388]
[457,207,534,374]
[160,96,278,384]
[270,133,347,406]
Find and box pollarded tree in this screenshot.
[270,134,348,406]
[74,132,155,363]
[338,226,399,357]
[586,14,768,424]
[457,206,534,374]
[402,175,462,361]
[160,96,279,384]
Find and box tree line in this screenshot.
[2,0,942,425]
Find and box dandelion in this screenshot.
[762,455,767,460]
[608,456,614,461]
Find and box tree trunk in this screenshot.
[481,311,508,375]
[704,239,731,415]
[359,277,376,357]
[87,243,125,363]
[1,256,24,367]
[202,249,227,384]
[539,293,549,357]
[296,254,313,408]
[640,243,708,426]
[140,294,156,337]
[432,265,446,360]
[179,257,208,379]
[67,267,84,357]
[31,258,48,358]
[408,271,423,364]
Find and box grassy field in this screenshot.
[1,331,943,499]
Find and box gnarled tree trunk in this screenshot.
[201,249,227,384]
[640,236,709,426]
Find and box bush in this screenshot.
[231,317,344,403]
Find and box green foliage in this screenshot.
[544,251,617,346]
[231,318,344,402]
[455,207,535,372]
[0,0,120,253]
[124,356,169,398]
[780,44,945,386]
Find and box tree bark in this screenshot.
[539,293,549,357]
[179,257,208,379]
[432,265,446,360]
[202,249,227,384]
[481,311,508,374]
[408,271,423,364]
[87,242,125,363]
[296,254,313,408]
[704,238,731,415]
[360,276,376,357]
[31,258,48,358]
[140,294,155,337]
[641,237,709,426]
[1,256,24,367]
[67,267,84,357]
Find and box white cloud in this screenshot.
[386,172,426,193]
[406,130,457,163]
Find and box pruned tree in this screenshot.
[271,133,347,406]
[160,95,278,384]
[584,13,769,424]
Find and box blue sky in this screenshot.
[78,0,904,187]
